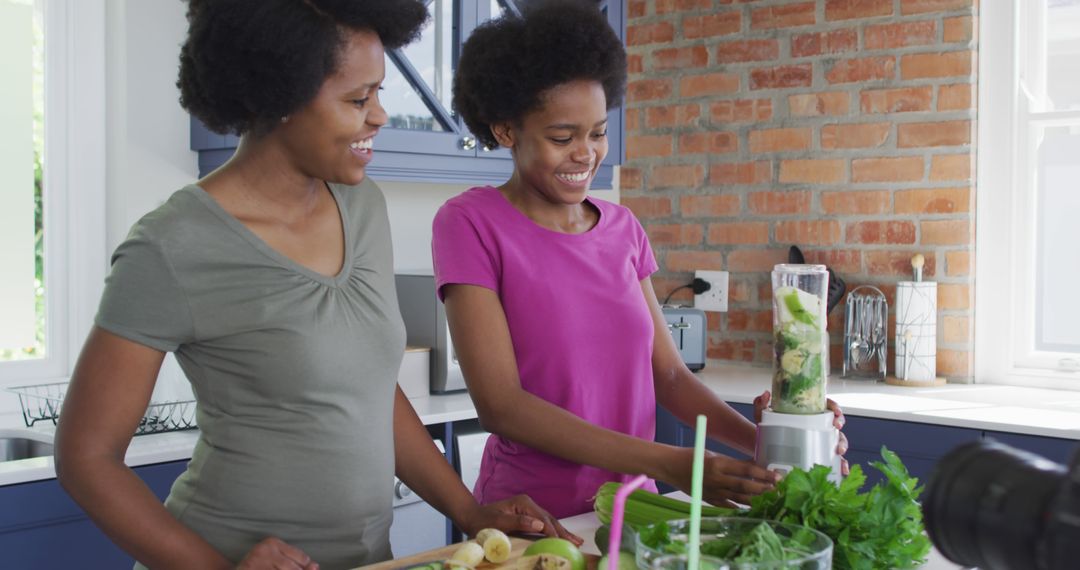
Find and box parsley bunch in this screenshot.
[742,446,931,569]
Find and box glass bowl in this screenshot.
[635,517,833,570]
[650,554,730,570]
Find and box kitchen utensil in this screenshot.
[885,254,944,387]
[771,264,829,414]
[754,410,844,485]
[890,280,945,386]
[841,286,887,380]
[662,306,706,371]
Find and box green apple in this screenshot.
[523,538,586,570]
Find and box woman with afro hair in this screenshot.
[434,0,848,519]
[55,2,572,568]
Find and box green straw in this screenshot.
[689,414,707,570]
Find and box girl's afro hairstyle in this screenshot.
[177,0,428,136]
[452,0,627,151]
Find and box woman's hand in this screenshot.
[457,495,583,546]
[754,391,851,476]
[700,451,780,508]
[236,537,319,570]
[662,447,780,509]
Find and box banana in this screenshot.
[473,528,502,545]
[448,541,485,568]
[479,529,512,563]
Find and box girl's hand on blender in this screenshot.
[752,390,771,423]
[827,399,850,475]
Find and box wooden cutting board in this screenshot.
[356,537,599,570]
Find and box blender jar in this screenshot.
[771,264,829,414]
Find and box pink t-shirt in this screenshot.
[432,186,660,518]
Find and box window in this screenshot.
[977,0,1080,389]
[0,0,105,386]
[0,0,43,363]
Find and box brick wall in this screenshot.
[622,0,978,379]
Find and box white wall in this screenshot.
[99,1,196,403]
[102,0,622,271]
[104,0,198,251]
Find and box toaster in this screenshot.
[395,273,467,394]
[662,305,706,371]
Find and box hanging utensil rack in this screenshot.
[842,285,888,380]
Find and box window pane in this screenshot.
[1035,126,1080,353]
[382,55,446,132]
[0,0,44,361]
[383,0,453,132]
[1044,0,1080,110]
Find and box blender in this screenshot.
[754,264,843,483]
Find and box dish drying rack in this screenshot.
[8,382,197,435]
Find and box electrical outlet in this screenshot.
[694,270,729,312]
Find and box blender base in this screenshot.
[754,409,843,483]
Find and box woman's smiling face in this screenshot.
[277,28,388,186]
[497,80,609,206]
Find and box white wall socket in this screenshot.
[694,270,729,312]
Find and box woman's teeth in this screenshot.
[556,171,590,183]
[350,139,373,151]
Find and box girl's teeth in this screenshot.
[557,171,590,183]
[350,139,373,150]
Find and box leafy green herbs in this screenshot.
[739,446,931,569]
[603,447,931,570]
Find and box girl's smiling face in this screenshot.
[494,80,609,206]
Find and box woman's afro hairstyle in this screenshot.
[177,0,428,136]
[453,0,627,151]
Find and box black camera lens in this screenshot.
[923,439,1067,570]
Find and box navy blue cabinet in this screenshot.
[841,416,981,489]
[0,460,187,569]
[192,0,625,188]
[982,430,1078,465]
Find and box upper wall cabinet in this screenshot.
[190,0,625,189]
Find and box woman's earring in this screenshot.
[281,116,290,123]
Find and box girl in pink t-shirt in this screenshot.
[434,0,847,519]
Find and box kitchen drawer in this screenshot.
[0,460,187,568]
[982,431,1079,465]
[842,415,982,459]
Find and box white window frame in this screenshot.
[0,0,106,386]
[976,1,1080,390]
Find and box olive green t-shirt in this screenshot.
[96,179,405,569]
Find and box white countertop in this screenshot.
[2,361,1077,487]
[695,363,1080,440]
